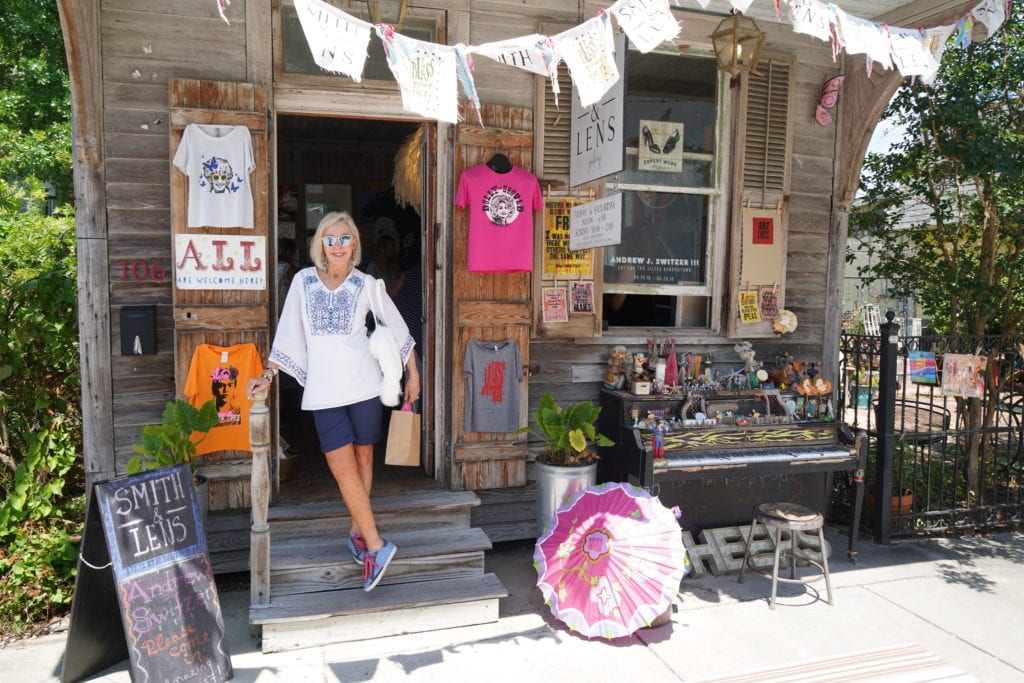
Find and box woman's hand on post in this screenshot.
[247,367,277,400]
[247,376,271,400]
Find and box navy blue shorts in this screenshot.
[312,398,384,452]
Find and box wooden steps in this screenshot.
[207,490,481,573]
[270,526,493,596]
[233,489,508,652]
[471,484,537,543]
[252,573,508,653]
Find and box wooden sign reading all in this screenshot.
[61,464,232,683]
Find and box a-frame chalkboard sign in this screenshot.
[61,464,232,683]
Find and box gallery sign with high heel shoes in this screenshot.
[638,119,684,173]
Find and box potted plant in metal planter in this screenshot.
[518,393,614,535]
[126,398,219,521]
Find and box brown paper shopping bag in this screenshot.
[385,402,420,466]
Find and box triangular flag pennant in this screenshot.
[609,0,680,54]
[788,0,832,42]
[552,13,619,108]
[378,28,460,123]
[293,0,372,82]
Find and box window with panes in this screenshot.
[603,51,722,329]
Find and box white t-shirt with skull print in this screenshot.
[173,124,256,229]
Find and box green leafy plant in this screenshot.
[0,420,82,638]
[126,399,219,480]
[518,393,614,466]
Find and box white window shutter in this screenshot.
[742,59,792,207]
[538,68,574,183]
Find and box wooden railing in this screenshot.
[249,389,271,608]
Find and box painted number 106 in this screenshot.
[119,260,166,281]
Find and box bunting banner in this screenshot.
[293,0,372,82]
[552,13,619,108]
[277,0,1009,126]
[788,0,833,43]
[609,0,681,54]
[379,29,461,123]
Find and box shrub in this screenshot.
[0,182,82,638]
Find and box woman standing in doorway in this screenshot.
[247,211,420,592]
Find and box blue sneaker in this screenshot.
[346,533,367,565]
[363,540,396,592]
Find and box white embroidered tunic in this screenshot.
[270,267,414,410]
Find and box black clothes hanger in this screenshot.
[486,151,513,174]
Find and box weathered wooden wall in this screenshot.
[77,0,857,489]
[100,1,252,470]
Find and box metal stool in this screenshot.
[737,502,834,610]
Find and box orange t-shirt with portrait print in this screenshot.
[184,343,263,456]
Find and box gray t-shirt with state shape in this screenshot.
[464,339,521,433]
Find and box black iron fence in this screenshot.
[837,313,1024,543]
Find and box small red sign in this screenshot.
[752,217,774,245]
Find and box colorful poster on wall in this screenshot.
[908,351,939,385]
[543,197,593,278]
[570,281,595,314]
[542,287,569,323]
[759,285,779,318]
[738,290,761,323]
[940,353,986,398]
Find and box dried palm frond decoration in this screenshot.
[393,124,426,215]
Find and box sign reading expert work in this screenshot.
[569,193,622,251]
[61,464,232,683]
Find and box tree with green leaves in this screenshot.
[0,0,71,202]
[851,6,1024,339]
[850,5,1024,502]
[0,0,77,635]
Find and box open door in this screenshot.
[451,105,535,490]
[169,78,271,509]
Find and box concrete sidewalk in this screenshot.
[4,528,1023,682]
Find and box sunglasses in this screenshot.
[321,234,354,248]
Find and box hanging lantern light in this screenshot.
[367,0,408,28]
[711,11,766,76]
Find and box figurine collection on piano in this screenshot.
[603,339,836,434]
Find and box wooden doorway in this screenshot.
[273,114,438,501]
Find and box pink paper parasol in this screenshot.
[533,482,687,639]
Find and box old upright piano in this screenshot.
[597,387,858,533]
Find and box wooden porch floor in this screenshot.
[279,410,441,504]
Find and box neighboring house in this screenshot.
[845,183,975,333]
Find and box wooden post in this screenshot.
[249,388,271,609]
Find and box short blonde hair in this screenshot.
[309,211,362,270]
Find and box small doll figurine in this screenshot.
[733,341,761,375]
[651,421,666,458]
[603,345,629,389]
[632,352,648,380]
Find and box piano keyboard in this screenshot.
[655,445,855,470]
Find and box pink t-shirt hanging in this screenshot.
[455,164,543,273]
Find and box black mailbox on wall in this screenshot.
[119,305,156,355]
